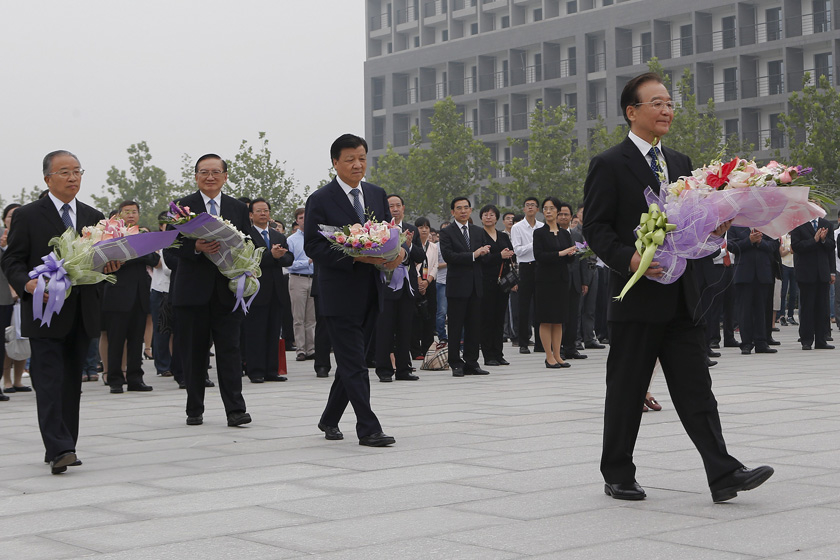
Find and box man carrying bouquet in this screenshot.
[583,73,773,502]
[303,134,401,447]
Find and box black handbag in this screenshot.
[497,260,519,293]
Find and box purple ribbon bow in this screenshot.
[382,264,413,294]
[232,271,260,314]
[28,252,73,327]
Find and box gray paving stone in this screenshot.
[0,535,97,560]
[280,536,519,560]
[74,537,299,560]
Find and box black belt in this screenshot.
[519,261,536,266]
[289,273,313,278]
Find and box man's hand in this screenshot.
[270,244,288,259]
[831,274,836,285]
[749,229,762,244]
[355,256,387,265]
[711,219,733,238]
[473,245,491,259]
[404,229,414,244]
[582,285,589,296]
[103,260,122,274]
[195,239,221,254]
[630,251,663,278]
[501,248,515,259]
[815,227,828,242]
[382,247,406,270]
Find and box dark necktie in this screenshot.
[261,229,271,248]
[61,203,73,230]
[208,199,218,215]
[462,224,470,247]
[350,188,364,223]
[813,219,819,232]
[647,146,662,177]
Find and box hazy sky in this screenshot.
[1,1,365,208]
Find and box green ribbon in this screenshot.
[615,203,677,301]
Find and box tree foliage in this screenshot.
[778,73,840,196]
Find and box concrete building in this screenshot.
[364,0,839,193]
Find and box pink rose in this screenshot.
[364,241,373,249]
[778,170,792,184]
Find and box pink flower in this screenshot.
[778,170,793,184]
[364,241,373,249]
[335,235,346,244]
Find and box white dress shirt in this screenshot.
[628,130,670,184]
[511,218,544,262]
[48,193,77,229]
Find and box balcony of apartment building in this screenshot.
[695,11,739,54]
[452,0,478,16]
[740,109,786,151]
[786,49,835,91]
[369,10,393,37]
[615,26,654,68]
[648,17,694,61]
[482,0,509,12]
[544,41,577,80]
[393,113,415,147]
[586,81,607,120]
[477,54,510,92]
[395,1,420,29]
[586,33,607,74]
[422,0,449,23]
[418,66,449,101]
[393,73,420,106]
[479,101,511,136]
[509,47,543,87]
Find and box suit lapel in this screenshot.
[38,197,70,236]
[327,180,362,225]
[621,137,660,193]
[361,182,383,223]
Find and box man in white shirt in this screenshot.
[510,197,544,353]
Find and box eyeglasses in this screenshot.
[47,169,84,178]
[197,170,225,177]
[635,100,676,112]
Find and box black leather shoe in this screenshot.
[315,367,330,378]
[826,335,834,341]
[0,393,8,401]
[575,341,585,350]
[464,367,490,375]
[318,422,343,440]
[227,412,252,427]
[708,350,721,358]
[484,360,501,366]
[815,343,835,350]
[127,382,153,391]
[584,341,605,349]
[767,338,781,346]
[802,344,812,350]
[451,366,464,377]
[249,377,265,383]
[186,415,203,425]
[740,346,752,355]
[724,339,741,348]
[359,432,395,447]
[565,351,588,359]
[395,373,419,380]
[178,381,187,389]
[604,481,646,500]
[545,360,562,369]
[376,374,393,382]
[711,465,774,503]
[11,385,31,392]
[787,317,798,325]
[204,379,215,387]
[50,451,77,475]
[295,354,307,362]
[755,345,777,354]
[519,346,530,354]
[706,357,718,367]
[110,386,124,394]
[498,358,510,365]
[263,374,287,382]
[710,341,720,349]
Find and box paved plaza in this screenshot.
[1,323,839,559]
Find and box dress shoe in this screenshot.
[755,345,777,354]
[484,360,501,366]
[724,339,741,348]
[110,386,124,394]
[802,344,812,350]
[815,343,835,350]
[50,451,77,475]
[263,374,287,382]
[366,359,377,368]
[227,412,252,427]
[127,382,153,391]
[306,353,316,360]
[498,358,510,365]
[464,367,490,375]
[706,357,718,367]
[519,346,531,354]
[186,415,203,425]
[767,338,781,346]
[740,345,752,355]
[779,316,787,326]
[644,396,662,411]
[296,354,306,362]
[315,367,330,378]
[178,381,187,389]
[575,341,585,350]
[707,350,721,358]
[787,317,798,325]
[359,432,396,447]
[565,351,588,359]
[451,366,465,377]
[711,465,774,503]
[826,335,834,341]
[710,341,721,349]
[545,360,562,369]
[11,385,32,392]
[584,341,605,349]
[159,370,173,377]
[771,326,780,332]
[604,481,646,500]
[204,379,215,387]
[598,337,610,345]
[376,374,393,382]
[249,377,265,383]
[395,373,419,380]
[0,393,8,401]
[318,422,343,440]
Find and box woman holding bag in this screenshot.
[479,204,515,366]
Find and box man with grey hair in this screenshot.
[1,150,115,474]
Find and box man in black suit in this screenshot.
[243,198,294,382]
[1,150,115,474]
[729,226,779,355]
[792,217,836,350]
[103,200,159,394]
[439,197,491,378]
[374,194,424,382]
[165,154,252,427]
[303,134,400,447]
[559,202,592,360]
[583,73,772,502]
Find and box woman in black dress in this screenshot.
[533,196,577,368]
[478,204,516,366]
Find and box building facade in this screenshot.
[364,0,839,188]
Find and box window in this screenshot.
[721,16,736,49]
[768,60,784,94]
[723,68,738,101]
[413,36,420,48]
[442,29,449,41]
[814,53,832,84]
[766,7,782,41]
[501,15,510,28]
[640,32,652,63]
[679,24,693,56]
[603,0,613,5]
[567,1,577,15]
[568,46,577,75]
[534,8,543,21]
[769,113,784,148]
[387,42,393,54]
[534,53,542,82]
[724,119,739,139]
[471,22,479,35]
[813,0,831,33]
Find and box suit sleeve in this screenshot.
[439,227,475,265]
[0,209,34,297]
[273,233,294,267]
[303,192,354,272]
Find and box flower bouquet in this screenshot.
[164,202,263,312]
[29,217,181,326]
[574,240,595,260]
[318,219,408,290]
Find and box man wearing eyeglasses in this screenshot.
[1,150,112,474]
[583,73,773,503]
[165,154,252,428]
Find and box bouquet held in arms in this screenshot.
[164,202,264,313]
[616,154,826,300]
[319,218,408,290]
[29,217,180,326]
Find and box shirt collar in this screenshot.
[48,193,76,215]
[628,130,661,159]
[336,176,362,196]
[200,191,221,210]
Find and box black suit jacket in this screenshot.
[728,226,777,285]
[583,136,699,323]
[385,221,425,299]
[165,191,251,307]
[1,196,105,338]
[792,218,836,283]
[102,253,159,313]
[439,221,485,299]
[303,179,392,317]
[249,225,293,306]
[568,227,593,294]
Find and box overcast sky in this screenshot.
[1,1,365,208]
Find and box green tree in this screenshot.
[778,73,840,196]
[224,132,309,224]
[91,141,180,229]
[13,185,44,204]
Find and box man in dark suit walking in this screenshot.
[243,198,294,383]
[583,73,773,502]
[1,150,114,474]
[439,197,491,378]
[165,154,252,428]
[374,194,424,382]
[103,200,159,394]
[792,216,836,350]
[303,134,401,447]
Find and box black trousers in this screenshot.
[602,315,742,485]
[481,280,509,362]
[313,295,332,372]
[243,297,282,380]
[517,262,538,348]
[28,299,91,461]
[176,300,246,418]
[735,282,770,348]
[411,281,437,358]
[446,293,481,369]
[561,287,581,352]
[594,267,610,340]
[321,310,382,438]
[698,265,729,349]
[375,290,415,377]
[106,299,147,388]
[798,281,830,346]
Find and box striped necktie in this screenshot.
[61,203,73,229]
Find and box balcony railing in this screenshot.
[393,127,412,147]
[745,74,786,98]
[616,44,654,67]
[651,37,693,60]
[587,100,607,120]
[396,5,418,24]
[481,115,510,134]
[742,128,785,150]
[697,28,737,52]
[802,10,833,34]
[393,87,419,106]
[524,65,542,83]
[697,81,739,104]
[463,119,478,134]
[452,0,477,10]
[511,111,532,130]
[495,163,511,178]
[587,52,606,73]
[545,57,576,79]
[372,133,385,151]
[370,11,392,31]
[419,81,448,101]
[423,0,448,17]
[788,68,835,89]
[753,20,784,42]
[479,70,509,90]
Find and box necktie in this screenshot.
[261,229,271,248]
[462,224,470,247]
[208,199,218,215]
[648,146,662,177]
[813,219,819,231]
[722,240,731,267]
[350,188,364,223]
[60,203,73,229]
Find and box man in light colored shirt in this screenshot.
[510,197,543,353]
[286,207,316,361]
